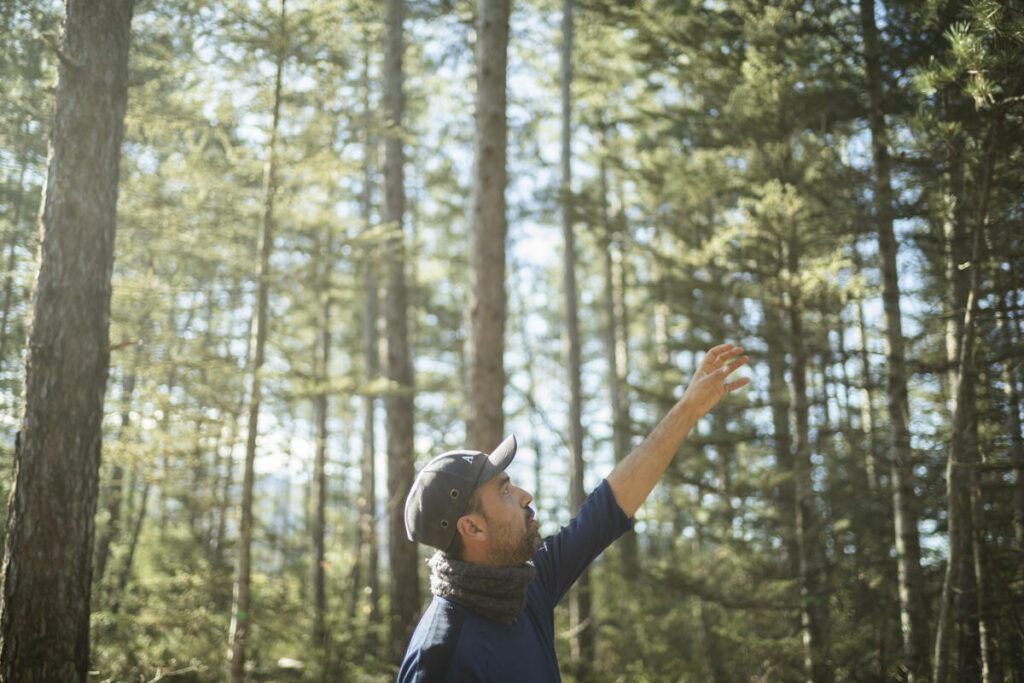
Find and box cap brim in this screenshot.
[478,434,517,485]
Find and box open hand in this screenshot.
[680,343,750,419]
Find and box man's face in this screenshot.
[476,472,542,566]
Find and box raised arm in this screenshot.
[606,343,750,518]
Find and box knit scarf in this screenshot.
[428,551,536,624]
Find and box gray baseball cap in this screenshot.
[404,434,518,551]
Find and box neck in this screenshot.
[428,551,536,624]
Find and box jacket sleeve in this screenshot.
[530,479,633,608]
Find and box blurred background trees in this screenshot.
[0,0,1021,680]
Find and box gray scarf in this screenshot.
[428,551,536,624]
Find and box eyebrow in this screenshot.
[496,473,510,487]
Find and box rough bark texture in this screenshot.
[0,1,134,679]
[464,0,510,450]
[227,3,284,678]
[383,0,419,663]
[859,1,929,677]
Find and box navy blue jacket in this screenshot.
[398,480,633,682]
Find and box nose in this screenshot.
[517,486,532,507]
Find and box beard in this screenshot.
[486,511,543,566]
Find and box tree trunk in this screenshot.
[383,0,418,663]
[997,286,1024,613]
[859,1,930,677]
[311,281,330,648]
[227,4,285,678]
[850,245,879,492]
[599,141,637,580]
[763,296,798,579]
[934,117,1001,683]
[351,29,381,635]
[934,171,979,683]
[465,0,511,450]
[0,1,134,680]
[109,479,150,615]
[558,0,592,674]
[787,237,833,683]
[999,284,1024,679]
[94,360,138,587]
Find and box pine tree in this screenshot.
[0,1,135,679]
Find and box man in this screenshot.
[399,343,750,681]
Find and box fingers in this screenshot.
[699,344,751,396]
[715,351,749,393]
[706,343,744,363]
[718,353,749,375]
[725,376,750,392]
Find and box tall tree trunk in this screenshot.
[934,174,977,683]
[997,287,1024,632]
[94,359,139,587]
[763,296,798,579]
[599,140,637,580]
[934,118,1001,683]
[383,0,418,663]
[0,2,134,680]
[787,237,833,683]
[109,479,150,615]
[464,0,511,450]
[227,4,285,678]
[859,1,929,677]
[850,245,879,492]
[558,0,591,675]
[311,272,330,649]
[352,29,381,634]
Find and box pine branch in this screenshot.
[39,31,83,69]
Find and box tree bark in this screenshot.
[227,3,285,678]
[0,2,134,679]
[0,1,134,680]
[464,0,511,450]
[383,0,418,663]
[859,1,930,677]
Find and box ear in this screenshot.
[456,513,487,544]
